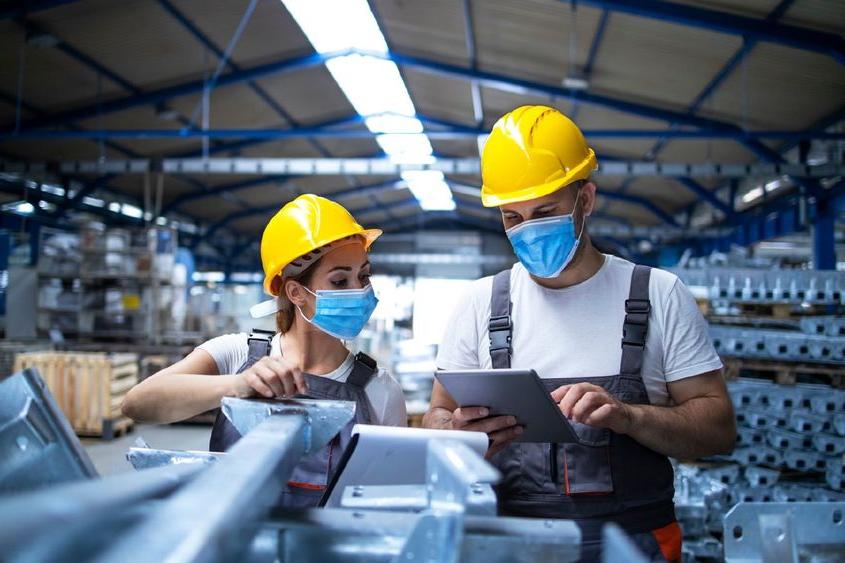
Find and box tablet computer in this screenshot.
[434,369,578,443]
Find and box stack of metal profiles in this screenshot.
[670,268,845,306]
[674,379,845,560]
[710,323,845,364]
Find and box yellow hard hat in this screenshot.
[480,105,598,207]
[260,194,382,296]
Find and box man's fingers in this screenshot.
[291,369,308,395]
[558,383,603,418]
[571,391,606,423]
[489,424,524,444]
[465,415,517,435]
[550,385,571,403]
[453,406,489,425]
[584,403,614,427]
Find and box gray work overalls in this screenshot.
[488,265,678,562]
[209,330,379,508]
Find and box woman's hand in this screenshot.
[232,356,308,399]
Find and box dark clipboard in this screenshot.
[435,368,579,443]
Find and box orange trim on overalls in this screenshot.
[651,521,682,563]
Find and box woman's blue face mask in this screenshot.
[505,192,585,279]
[297,285,378,340]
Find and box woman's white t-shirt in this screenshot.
[197,333,407,426]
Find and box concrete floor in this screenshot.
[81,423,212,475]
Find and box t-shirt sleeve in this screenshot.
[661,279,723,382]
[435,282,482,370]
[195,333,248,375]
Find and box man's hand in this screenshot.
[450,406,523,458]
[552,383,634,435]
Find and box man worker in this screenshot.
[423,105,736,562]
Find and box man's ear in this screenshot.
[580,181,597,217]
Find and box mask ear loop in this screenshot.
[573,186,587,244]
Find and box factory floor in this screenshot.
[81,423,212,475]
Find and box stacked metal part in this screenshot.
[674,379,845,559]
[710,320,845,364]
[728,378,845,492]
[670,268,845,305]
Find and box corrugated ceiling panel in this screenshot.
[626,177,697,211]
[180,197,244,221]
[704,42,845,130]
[170,0,312,66]
[590,13,742,110]
[0,21,126,112]
[256,65,355,125]
[782,0,845,34]
[373,0,469,66]
[656,139,757,164]
[402,68,476,127]
[668,0,777,19]
[33,0,217,89]
[473,0,602,85]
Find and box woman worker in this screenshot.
[122,194,407,506]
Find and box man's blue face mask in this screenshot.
[505,191,586,279]
[297,285,378,340]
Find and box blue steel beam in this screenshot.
[14,49,765,145]
[4,127,844,142]
[14,51,336,131]
[570,9,610,122]
[571,0,845,64]
[0,0,80,20]
[675,177,734,217]
[646,0,795,160]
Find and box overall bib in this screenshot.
[208,330,379,508]
[488,265,681,563]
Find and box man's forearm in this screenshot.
[423,407,454,430]
[625,396,736,460]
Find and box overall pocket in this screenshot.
[561,421,613,494]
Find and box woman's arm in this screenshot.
[121,350,234,424]
[122,349,309,424]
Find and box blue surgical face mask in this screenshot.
[506,193,585,279]
[297,285,378,340]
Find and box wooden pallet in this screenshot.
[14,351,139,439]
[722,356,845,388]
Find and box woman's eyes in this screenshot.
[329,273,370,288]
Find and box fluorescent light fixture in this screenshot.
[282,0,455,211]
[562,75,589,91]
[325,55,415,117]
[121,204,143,219]
[741,186,764,204]
[41,183,65,197]
[365,114,424,134]
[193,271,225,283]
[83,197,105,208]
[402,170,456,211]
[2,201,35,214]
[108,202,121,212]
[283,0,386,53]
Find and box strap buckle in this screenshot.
[624,299,650,314]
[488,314,512,352]
[354,352,378,371]
[622,300,649,348]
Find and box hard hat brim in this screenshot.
[481,149,597,207]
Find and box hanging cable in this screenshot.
[13,27,27,134]
[187,0,259,129]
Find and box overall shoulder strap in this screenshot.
[346,352,378,387]
[489,269,513,369]
[244,329,274,369]
[620,265,652,377]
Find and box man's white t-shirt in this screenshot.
[436,255,722,406]
[197,333,407,426]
